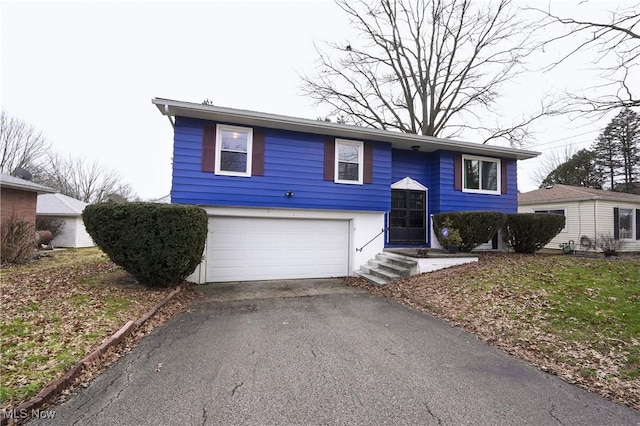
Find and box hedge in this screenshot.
[502,213,565,253]
[433,211,507,252]
[82,203,207,286]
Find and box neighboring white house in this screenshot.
[518,185,640,252]
[36,193,95,248]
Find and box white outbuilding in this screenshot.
[36,193,95,248]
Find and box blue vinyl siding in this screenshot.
[390,149,432,188]
[430,151,518,214]
[171,117,391,211]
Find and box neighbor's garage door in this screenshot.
[206,217,350,282]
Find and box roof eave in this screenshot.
[519,195,640,205]
[153,98,540,161]
[0,182,56,194]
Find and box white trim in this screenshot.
[461,154,501,195]
[185,206,384,284]
[391,177,428,191]
[617,207,635,241]
[214,124,253,177]
[334,139,364,185]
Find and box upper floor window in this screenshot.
[335,139,363,184]
[215,125,253,177]
[462,155,500,195]
[618,208,633,240]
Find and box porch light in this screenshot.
[285,190,294,198]
[411,145,420,151]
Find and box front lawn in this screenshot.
[350,253,640,410]
[0,248,190,409]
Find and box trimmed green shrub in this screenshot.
[502,213,565,253]
[433,216,462,250]
[82,203,207,286]
[433,211,507,252]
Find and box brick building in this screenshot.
[1,173,56,226]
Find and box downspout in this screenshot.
[593,199,597,242]
[164,104,175,128]
[578,200,582,237]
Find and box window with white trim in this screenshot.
[335,139,363,184]
[462,155,500,195]
[215,125,253,177]
[618,208,633,239]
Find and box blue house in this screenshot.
[154,98,539,283]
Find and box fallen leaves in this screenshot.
[346,252,640,410]
[0,248,195,410]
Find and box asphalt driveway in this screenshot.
[32,279,640,425]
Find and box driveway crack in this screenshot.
[201,405,208,425]
[424,402,443,425]
[284,280,300,297]
[230,381,244,396]
[549,401,566,425]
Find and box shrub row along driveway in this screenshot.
[32,280,639,425]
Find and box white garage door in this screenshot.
[206,217,350,282]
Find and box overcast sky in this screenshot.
[2,0,633,199]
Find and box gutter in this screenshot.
[152,97,541,160]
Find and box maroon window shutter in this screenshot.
[201,125,216,173]
[324,137,335,181]
[636,209,640,240]
[363,142,373,184]
[613,207,620,240]
[501,160,508,194]
[252,129,265,176]
[454,154,462,191]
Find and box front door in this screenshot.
[389,189,427,244]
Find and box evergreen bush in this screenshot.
[502,213,565,253]
[433,211,507,252]
[82,203,207,286]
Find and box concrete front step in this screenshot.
[375,253,417,269]
[360,264,401,281]
[356,252,417,287]
[354,271,388,287]
[368,259,412,277]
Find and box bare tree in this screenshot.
[0,111,51,177]
[301,0,554,145]
[532,2,639,113]
[530,144,577,186]
[37,154,135,204]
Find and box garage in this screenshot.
[205,217,350,282]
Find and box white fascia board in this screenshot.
[153,98,540,160]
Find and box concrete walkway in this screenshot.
[31,279,640,425]
[199,278,367,301]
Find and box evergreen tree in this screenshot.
[592,108,640,191]
[541,149,603,189]
[611,109,640,191]
[593,123,620,190]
